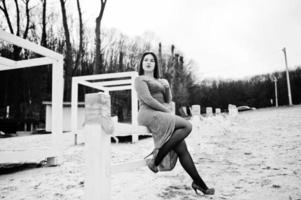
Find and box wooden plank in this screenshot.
[78,80,109,93]
[131,74,139,142]
[0,30,63,61]
[0,57,54,71]
[93,79,131,87]
[0,56,16,67]
[0,151,55,164]
[107,85,132,91]
[112,159,149,174]
[113,123,151,136]
[16,57,53,68]
[73,71,138,82]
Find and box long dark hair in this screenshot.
[138,52,160,79]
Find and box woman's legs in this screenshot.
[154,116,208,189]
[173,140,208,190]
[154,116,192,166]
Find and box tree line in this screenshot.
[187,68,301,113]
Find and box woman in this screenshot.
[134,52,215,195]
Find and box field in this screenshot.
[0,105,301,200]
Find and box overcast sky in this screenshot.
[79,0,301,79]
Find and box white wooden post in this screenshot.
[206,107,213,117]
[191,105,201,116]
[6,106,9,119]
[84,92,114,200]
[48,60,64,165]
[131,73,139,143]
[190,105,201,133]
[228,104,238,117]
[71,78,79,145]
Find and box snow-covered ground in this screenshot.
[0,105,301,200]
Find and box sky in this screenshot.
[78,0,301,79]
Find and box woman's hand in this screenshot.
[159,79,170,89]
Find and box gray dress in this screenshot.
[134,76,178,171]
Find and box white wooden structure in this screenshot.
[0,30,63,165]
[206,107,213,116]
[191,105,201,116]
[190,105,201,132]
[43,101,85,132]
[228,104,238,116]
[72,71,151,143]
[84,92,157,200]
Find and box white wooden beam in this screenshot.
[16,57,54,68]
[0,56,16,68]
[107,85,132,91]
[131,73,139,142]
[0,30,63,61]
[78,80,109,93]
[73,71,138,82]
[0,64,15,71]
[93,79,132,87]
[113,123,151,136]
[112,159,149,174]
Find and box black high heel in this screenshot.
[144,149,159,173]
[191,182,215,195]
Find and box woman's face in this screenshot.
[142,54,156,73]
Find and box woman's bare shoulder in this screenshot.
[135,75,146,81]
[135,75,149,85]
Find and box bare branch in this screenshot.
[0,0,14,33]
[40,0,47,47]
[23,0,30,39]
[73,0,84,74]
[14,0,20,36]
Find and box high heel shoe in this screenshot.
[144,149,159,173]
[145,158,158,173]
[191,182,215,195]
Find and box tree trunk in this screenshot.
[40,0,47,47]
[74,0,84,75]
[14,0,20,36]
[59,0,73,101]
[93,0,107,74]
[118,51,123,71]
[158,42,163,77]
[23,0,30,39]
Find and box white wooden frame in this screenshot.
[84,92,151,200]
[71,71,147,143]
[0,30,63,164]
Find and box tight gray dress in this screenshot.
[134,76,178,171]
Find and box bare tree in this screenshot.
[93,0,107,74]
[0,0,32,59]
[0,0,14,34]
[73,0,83,74]
[59,0,73,100]
[40,0,47,47]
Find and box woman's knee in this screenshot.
[174,140,188,154]
[185,121,192,134]
[174,116,192,135]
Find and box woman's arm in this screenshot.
[159,79,172,103]
[134,77,170,112]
